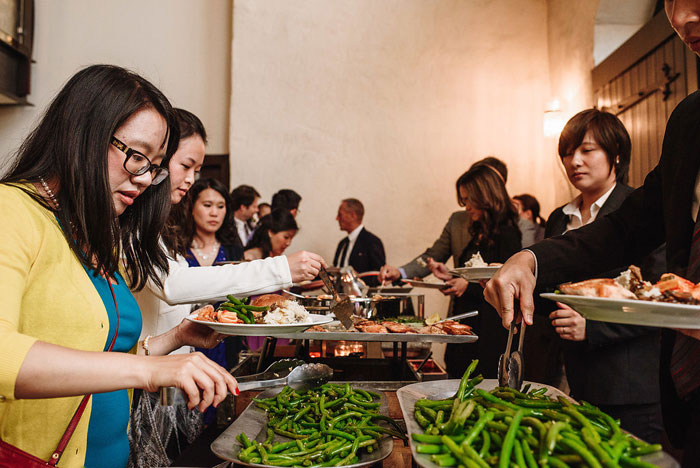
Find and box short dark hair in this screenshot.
[246,208,298,257]
[231,184,261,211]
[271,189,302,211]
[180,177,238,249]
[341,198,364,220]
[2,64,180,290]
[174,108,207,144]
[470,156,508,183]
[558,108,630,184]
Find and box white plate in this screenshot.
[401,279,448,290]
[397,379,679,468]
[541,293,700,329]
[450,266,500,281]
[186,313,333,336]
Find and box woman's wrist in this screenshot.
[141,327,182,356]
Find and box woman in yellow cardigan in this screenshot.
[0,65,237,468]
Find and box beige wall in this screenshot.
[0,0,232,174]
[230,0,562,261]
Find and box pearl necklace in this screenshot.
[39,176,60,210]
[192,239,220,261]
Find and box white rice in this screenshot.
[263,300,312,325]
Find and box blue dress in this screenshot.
[82,267,142,468]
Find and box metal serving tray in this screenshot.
[272,326,479,344]
[211,385,394,468]
[397,379,679,468]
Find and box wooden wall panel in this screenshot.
[595,34,698,188]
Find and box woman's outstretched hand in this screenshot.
[143,352,238,411]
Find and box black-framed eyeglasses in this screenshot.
[110,136,169,186]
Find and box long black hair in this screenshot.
[456,165,520,248]
[163,108,208,257]
[1,64,180,290]
[179,177,238,250]
[246,209,298,258]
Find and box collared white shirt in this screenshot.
[561,184,616,233]
[341,225,364,268]
[234,217,251,246]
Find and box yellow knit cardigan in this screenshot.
[0,183,109,467]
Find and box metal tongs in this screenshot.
[319,266,354,329]
[498,315,526,390]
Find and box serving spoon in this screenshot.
[237,362,334,392]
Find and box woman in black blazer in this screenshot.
[535,109,663,443]
[428,164,521,379]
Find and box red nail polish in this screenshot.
[235,387,240,396]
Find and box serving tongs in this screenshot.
[319,266,355,329]
[235,358,306,384]
[498,314,526,390]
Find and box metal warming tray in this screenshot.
[274,326,478,344]
[397,379,680,468]
[211,385,394,468]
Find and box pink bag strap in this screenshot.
[48,275,120,466]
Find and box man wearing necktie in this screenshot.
[484,3,700,464]
[333,199,385,283]
[231,184,260,249]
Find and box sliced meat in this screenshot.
[559,278,636,299]
[434,320,473,335]
[418,325,447,335]
[382,322,418,333]
[355,320,388,333]
[306,325,328,332]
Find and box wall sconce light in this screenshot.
[543,99,566,138]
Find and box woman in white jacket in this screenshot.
[129,109,325,467]
[134,109,325,352]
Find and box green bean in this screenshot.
[463,410,494,445]
[627,443,662,457]
[618,455,659,468]
[558,437,603,468]
[499,409,524,468]
[547,455,571,468]
[478,431,490,459]
[431,453,458,466]
[521,439,538,468]
[513,439,527,468]
[417,443,448,454]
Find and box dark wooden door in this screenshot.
[199,154,230,190]
[593,12,698,187]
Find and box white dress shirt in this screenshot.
[234,217,251,246]
[340,225,364,268]
[561,184,616,233]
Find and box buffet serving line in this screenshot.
[169,266,686,467]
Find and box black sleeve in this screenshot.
[367,236,386,272]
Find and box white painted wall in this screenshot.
[0,0,232,174]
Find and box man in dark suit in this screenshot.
[485,3,700,462]
[333,198,385,276]
[230,184,260,249]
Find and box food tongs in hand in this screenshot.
[319,267,354,329]
[498,314,526,390]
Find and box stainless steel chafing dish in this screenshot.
[282,290,424,319]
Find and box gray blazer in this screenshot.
[401,210,472,278]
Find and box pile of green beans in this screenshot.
[236,382,406,467]
[412,360,662,468]
[218,294,269,324]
